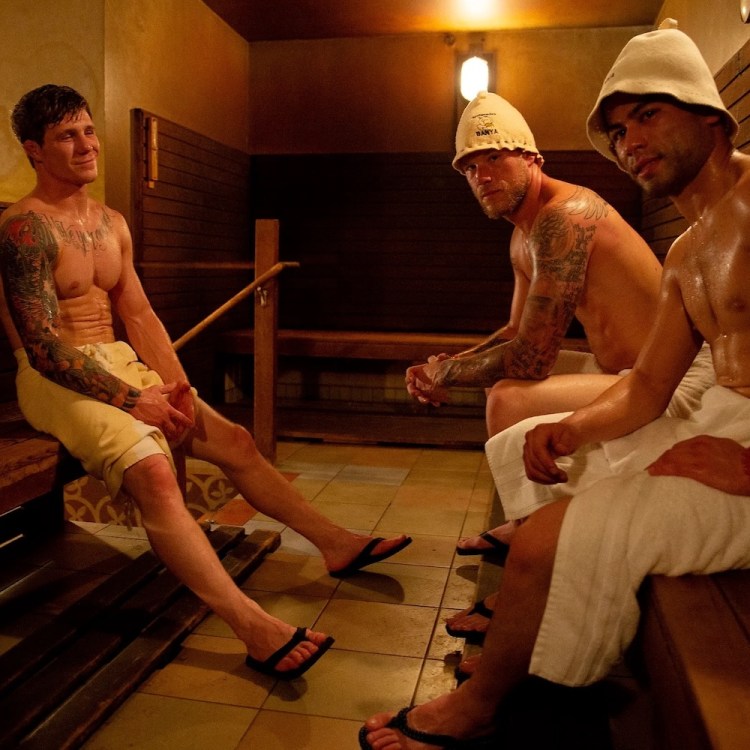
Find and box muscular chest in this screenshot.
[680,224,750,331]
[52,220,121,299]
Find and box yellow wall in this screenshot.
[103,0,249,219]
[248,27,650,154]
[657,0,750,72]
[2,0,749,214]
[246,0,750,155]
[0,0,106,205]
[0,0,249,223]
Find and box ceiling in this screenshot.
[202,0,664,43]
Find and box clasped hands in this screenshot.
[130,381,195,445]
[523,421,750,495]
[405,354,452,406]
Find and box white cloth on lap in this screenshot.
[532,467,750,685]
[485,344,715,520]
[525,384,750,685]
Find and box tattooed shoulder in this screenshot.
[0,211,59,267]
[561,186,610,221]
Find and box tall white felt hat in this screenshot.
[586,19,738,161]
[453,91,540,171]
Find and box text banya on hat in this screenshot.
[586,18,738,162]
[453,91,541,171]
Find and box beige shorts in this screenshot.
[15,342,174,503]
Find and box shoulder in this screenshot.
[727,154,750,210]
[0,203,55,248]
[550,182,611,223]
[101,204,129,236]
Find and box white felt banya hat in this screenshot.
[586,19,738,161]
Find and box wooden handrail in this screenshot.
[172,261,299,351]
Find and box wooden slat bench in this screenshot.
[639,572,750,750]
[218,328,487,361]
[0,401,85,550]
[0,525,280,749]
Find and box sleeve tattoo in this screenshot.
[439,190,602,387]
[0,212,140,409]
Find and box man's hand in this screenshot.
[405,356,451,405]
[523,421,581,484]
[166,381,196,447]
[647,435,750,495]
[129,383,194,444]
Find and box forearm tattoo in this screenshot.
[0,211,140,409]
[439,189,604,388]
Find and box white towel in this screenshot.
[529,385,750,685]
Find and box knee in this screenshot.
[507,524,551,574]
[123,455,184,514]
[222,422,261,468]
[486,382,531,435]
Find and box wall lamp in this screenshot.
[457,45,495,102]
[459,52,494,100]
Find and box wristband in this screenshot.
[742,447,750,481]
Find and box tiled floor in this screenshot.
[1,440,653,749]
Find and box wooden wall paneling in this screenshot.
[249,151,640,335]
[131,109,252,397]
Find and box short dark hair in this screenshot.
[11,84,92,145]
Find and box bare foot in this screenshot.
[360,690,495,749]
[326,533,412,577]
[456,521,517,554]
[457,653,481,679]
[444,592,498,636]
[237,606,332,675]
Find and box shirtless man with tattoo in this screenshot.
[408,93,712,581]
[360,25,750,749]
[0,84,411,680]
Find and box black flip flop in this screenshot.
[456,530,509,563]
[358,706,496,749]
[245,627,335,680]
[329,536,412,578]
[445,598,493,642]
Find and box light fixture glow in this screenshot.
[460,55,490,101]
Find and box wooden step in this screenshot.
[0,526,280,749]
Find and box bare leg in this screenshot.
[361,499,571,748]
[452,372,619,553]
[485,372,621,437]
[184,401,410,573]
[123,454,329,672]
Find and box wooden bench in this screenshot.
[218,328,486,361]
[638,572,750,750]
[0,400,85,551]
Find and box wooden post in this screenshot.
[253,220,279,463]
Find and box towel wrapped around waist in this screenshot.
[14,342,174,504]
[531,396,750,683]
[486,344,715,520]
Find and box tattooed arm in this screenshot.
[407,193,598,399]
[0,211,141,409]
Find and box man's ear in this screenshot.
[22,139,41,166]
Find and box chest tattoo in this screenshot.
[53,210,112,256]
